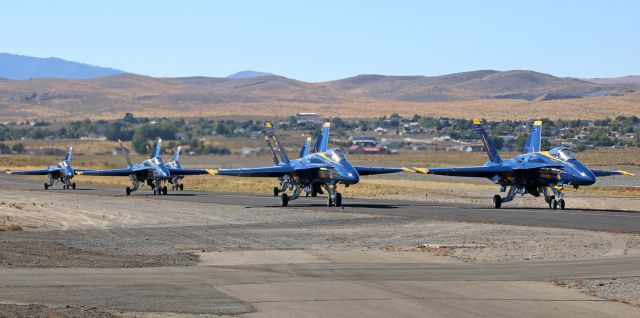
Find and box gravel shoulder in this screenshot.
[555,278,640,307]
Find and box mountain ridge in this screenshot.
[0,53,126,80]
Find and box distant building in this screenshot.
[295,113,321,124]
[349,136,378,147]
[348,145,390,155]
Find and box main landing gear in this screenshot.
[171,179,184,191]
[125,180,140,196]
[492,186,518,209]
[153,185,168,195]
[275,180,342,207]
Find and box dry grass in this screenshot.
[3,96,640,122]
[0,224,22,231]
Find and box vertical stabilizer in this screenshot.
[172,147,182,167]
[64,146,73,161]
[299,137,312,158]
[473,119,502,164]
[151,138,162,159]
[118,139,133,167]
[523,120,542,153]
[264,122,290,165]
[313,122,331,153]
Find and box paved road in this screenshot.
[1,251,639,317]
[1,173,639,233]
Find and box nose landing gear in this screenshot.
[544,186,566,210]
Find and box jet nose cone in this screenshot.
[582,170,596,185]
[345,170,360,184]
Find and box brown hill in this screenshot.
[0,70,636,121]
[584,76,640,88]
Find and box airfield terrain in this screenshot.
[0,164,639,317]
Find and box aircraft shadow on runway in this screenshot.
[475,206,640,213]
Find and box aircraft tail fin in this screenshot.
[118,139,133,167]
[151,138,162,159]
[313,122,331,153]
[299,136,312,158]
[64,146,73,162]
[523,120,542,153]
[264,122,290,165]
[172,147,181,167]
[473,119,502,164]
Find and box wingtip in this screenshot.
[77,171,84,175]
[472,119,481,125]
[6,171,12,175]
[206,169,218,175]
[401,167,416,173]
[412,167,429,174]
[324,122,331,127]
[265,121,273,129]
[621,170,636,177]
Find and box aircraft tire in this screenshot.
[44,183,49,190]
[548,195,555,209]
[327,197,334,207]
[126,187,131,196]
[493,195,502,209]
[162,186,168,195]
[179,184,184,191]
[72,183,76,190]
[552,199,558,210]
[335,193,342,207]
[311,191,317,197]
[559,199,565,210]
[273,187,279,197]
[281,193,289,207]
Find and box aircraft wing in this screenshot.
[412,165,514,178]
[354,166,411,176]
[413,162,565,178]
[7,168,55,175]
[213,164,327,178]
[78,168,134,176]
[214,166,296,177]
[590,170,636,177]
[168,168,211,176]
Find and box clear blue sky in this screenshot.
[2,1,638,81]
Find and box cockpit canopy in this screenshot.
[549,147,576,161]
[326,148,347,162]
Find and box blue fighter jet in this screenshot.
[213,121,411,206]
[166,146,186,191]
[79,139,209,195]
[413,119,635,209]
[7,146,83,190]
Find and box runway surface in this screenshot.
[1,173,639,233]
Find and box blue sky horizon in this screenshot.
[2,1,638,82]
